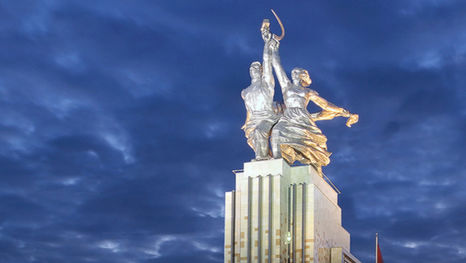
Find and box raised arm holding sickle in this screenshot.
[267,10,359,175]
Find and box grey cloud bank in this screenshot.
[0,0,465,262]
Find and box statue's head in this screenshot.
[250,61,262,80]
[292,67,312,87]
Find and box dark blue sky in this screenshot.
[1,0,465,262]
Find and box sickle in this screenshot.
[271,9,285,41]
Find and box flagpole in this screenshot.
[375,233,379,263]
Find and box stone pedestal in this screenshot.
[224,159,360,263]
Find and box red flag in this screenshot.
[377,242,384,263]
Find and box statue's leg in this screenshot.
[253,128,270,160]
[257,139,269,160]
[271,126,281,158]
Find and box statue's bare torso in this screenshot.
[242,82,274,113]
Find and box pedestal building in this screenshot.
[224,159,361,263]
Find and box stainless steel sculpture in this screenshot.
[241,18,283,161]
[242,10,358,174]
[270,43,359,175]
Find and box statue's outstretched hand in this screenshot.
[261,21,272,42]
[346,114,359,127]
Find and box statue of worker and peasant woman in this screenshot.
[241,10,359,176]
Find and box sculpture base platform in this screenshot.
[224,159,360,263]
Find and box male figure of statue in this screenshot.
[269,40,358,175]
[241,20,281,161]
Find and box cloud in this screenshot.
[0,0,465,262]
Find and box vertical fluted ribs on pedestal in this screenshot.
[301,184,306,263]
[247,177,252,263]
[268,175,272,263]
[293,184,297,263]
[232,191,236,263]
